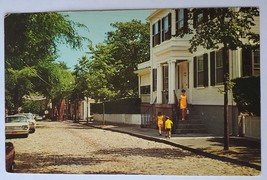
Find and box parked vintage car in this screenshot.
[5,115,30,138]
[17,113,36,133]
[34,114,43,121]
[5,142,15,172]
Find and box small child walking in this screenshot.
[157,112,164,136]
[165,116,173,138]
[178,89,188,121]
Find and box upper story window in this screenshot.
[152,13,172,47]
[162,14,171,42]
[193,9,208,28]
[176,9,188,35]
[152,20,161,47]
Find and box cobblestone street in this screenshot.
[7,120,260,176]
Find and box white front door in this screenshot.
[177,62,189,91]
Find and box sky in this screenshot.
[56,10,152,69]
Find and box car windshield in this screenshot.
[6,116,28,123]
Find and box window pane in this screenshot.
[154,22,159,34]
[198,71,204,86]
[198,13,203,23]
[216,50,223,68]
[197,55,204,86]
[198,56,204,71]
[164,16,168,32]
[177,9,184,29]
[216,68,223,84]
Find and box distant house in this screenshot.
[135,8,260,136]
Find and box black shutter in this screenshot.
[242,46,252,76]
[158,20,161,44]
[194,57,197,88]
[153,68,157,91]
[152,24,155,47]
[161,17,164,41]
[210,51,215,86]
[167,13,171,39]
[204,53,209,87]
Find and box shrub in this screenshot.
[232,76,260,116]
[92,97,141,114]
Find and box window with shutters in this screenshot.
[193,9,208,28]
[194,54,208,87]
[210,49,225,86]
[176,9,188,35]
[252,49,260,76]
[162,14,171,42]
[215,50,224,84]
[242,47,260,77]
[152,20,161,47]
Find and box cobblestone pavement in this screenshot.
[6,120,260,176]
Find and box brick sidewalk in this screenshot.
[81,120,261,170]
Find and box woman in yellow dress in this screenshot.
[178,89,188,121]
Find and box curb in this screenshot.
[85,123,261,171]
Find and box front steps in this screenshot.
[175,107,207,134]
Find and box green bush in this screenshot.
[232,76,260,116]
[92,97,141,114]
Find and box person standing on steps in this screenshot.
[178,89,188,121]
[157,112,164,136]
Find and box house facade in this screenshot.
[135,8,260,135]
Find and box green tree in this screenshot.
[183,7,259,150]
[85,20,150,101]
[5,12,88,113]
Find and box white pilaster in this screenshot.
[168,61,176,104]
[157,64,163,104]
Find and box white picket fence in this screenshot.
[93,114,141,125]
[241,116,260,140]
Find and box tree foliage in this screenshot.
[185,8,259,53]
[232,76,260,116]
[5,12,88,112]
[82,20,150,102]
